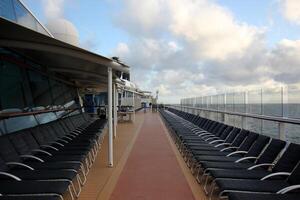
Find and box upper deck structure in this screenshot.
[0,1,299,200]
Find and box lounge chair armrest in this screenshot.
[278,185,300,194]
[66,134,76,138]
[210,139,224,144]
[247,163,275,170]
[261,172,291,180]
[221,146,239,152]
[31,149,52,156]
[0,171,21,181]
[199,133,211,138]
[202,134,214,139]
[62,136,73,141]
[205,136,219,141]
[40,145,59,151]
[215,143,230,147]
[20,155,44,162]
[197,131,208,136]
[52,141,65,147]
[6,162,34,170]
[71,131,80,135]
[57,139,69,144]
[235,156,257,163]
[226,151,248,157]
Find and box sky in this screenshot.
[22,0,300,103]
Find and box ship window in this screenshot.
[50,80,66,105]
[28,70,53,107]
[5,115,38,133]
[13,0,37,31]
[0,61,26,109]
[35,112,57,124]
[0,0,16,22]
[0,120,5,135]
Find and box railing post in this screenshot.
[280,86,288,140]
[107,67,113,167]
[242,91,248,129]
[279,122,286,140]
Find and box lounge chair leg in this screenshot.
[68,185,75,200]
[209,180,216,200]
[203,174,210,194]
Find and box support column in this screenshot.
[113,84,117,138]
[107,67,113,167]
[132,92,135,122]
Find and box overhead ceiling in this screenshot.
[0,17,130,89]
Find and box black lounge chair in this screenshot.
[0,195,60,200]
[206,139,287,179]
[213,160,300,199]
[228,192,300,200]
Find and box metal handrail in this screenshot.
[169,105,300,125]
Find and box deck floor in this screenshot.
[78,111,206,200]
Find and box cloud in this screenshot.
[111,0,276,103]
[42,0,65,19]
[270,39,300,83]
[281,0,300,25]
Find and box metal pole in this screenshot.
[107,67,113,167]
[113,84,117,138]
[133,92,135,122]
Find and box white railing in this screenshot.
[167,104,300,144]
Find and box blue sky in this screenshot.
[22,0,300,103]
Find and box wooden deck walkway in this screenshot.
[78,111,206,200]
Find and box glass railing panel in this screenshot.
[35,112,57,124]
[262,88,282,117]
[211,95,218,110]
[247,89,262,114]
[286,124,300,144]
[5,115,38,133]
[218,94,225,111]
[288,85,300,119]
[234,91,245,113]
[225,92,234,112]
[247,117,262,134]
[262,120,279,139]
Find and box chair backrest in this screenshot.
[256,138,286,165]
[287,161,300,185]
[0,136,22,163]
[231,130,249,147]
[237,132,258,151]
[273,143,300,173]
[214,124,228,137]
[245,135,270,157]
[219,126,233,140]
[224,128,241,143]
[8,131,32,155]
[0,156,9,171]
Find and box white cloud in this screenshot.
[111,0,300,103]
[281,0,300,24]
[270,39,300,83]
[43,0,65,19]
[167,0,264,60]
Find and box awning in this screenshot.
[0,17,130,88]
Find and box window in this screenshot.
[0,0,16,21]
[28,70,52,107]
[5,115,38,133]
[0,60,26,109]
[13,0,37,30]
[50,79,66,105]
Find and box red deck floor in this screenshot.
[109,112,196,200]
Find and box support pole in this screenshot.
[107,67,113,167]
[133,92,135,122]
[113,84,117,138]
